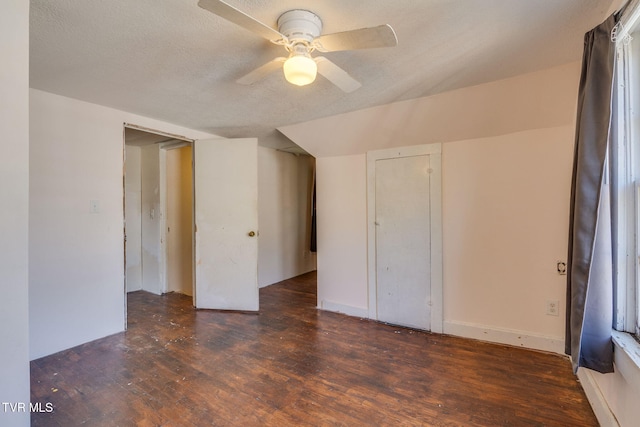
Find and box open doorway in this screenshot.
[123,125,194,305]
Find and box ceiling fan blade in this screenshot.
[313,24,397,52]
[198,0,285,43]
[236,57,286,85]
[315,57,362,93]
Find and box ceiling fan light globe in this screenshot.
[283,55,317,86]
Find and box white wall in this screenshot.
[258,147,316,287]
[284,63,581,353]
[441,126,573,352]
[125,145,142,292]
[29,89,216,359]
[315,154,368,316]
[0,1,30,425]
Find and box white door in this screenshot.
[193,138,259,311]
[375,155,431,330]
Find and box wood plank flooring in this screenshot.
[31,272,597,426]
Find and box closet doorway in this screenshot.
[367,143,443,333]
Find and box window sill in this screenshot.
[612,330,640,395]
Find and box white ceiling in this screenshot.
[30,0,615,151]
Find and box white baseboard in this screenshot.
[577,368,619,427]
[319,300,368,318]
[443,320,565,354]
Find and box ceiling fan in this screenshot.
[198,0,398,92]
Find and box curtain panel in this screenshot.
[565,13,618,374]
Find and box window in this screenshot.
[614,1,640,339]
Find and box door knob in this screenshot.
[248,231,256,237]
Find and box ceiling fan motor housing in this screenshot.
[277,10,323,46]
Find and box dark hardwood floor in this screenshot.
[31,272,597,426]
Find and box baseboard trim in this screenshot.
[577,368,619,427]
[443,320,565,354]
[319,300,368,318]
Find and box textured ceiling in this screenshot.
[30,0,615,150]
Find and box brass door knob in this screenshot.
[248,231,256,237]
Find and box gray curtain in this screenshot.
[565,13,618,374]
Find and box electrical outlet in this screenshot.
[546,300,560,316]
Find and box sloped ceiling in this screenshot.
[30,0,616,151]
[279,62,582,157]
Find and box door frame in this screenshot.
[122,124,195,314]
[366,143,443,332]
